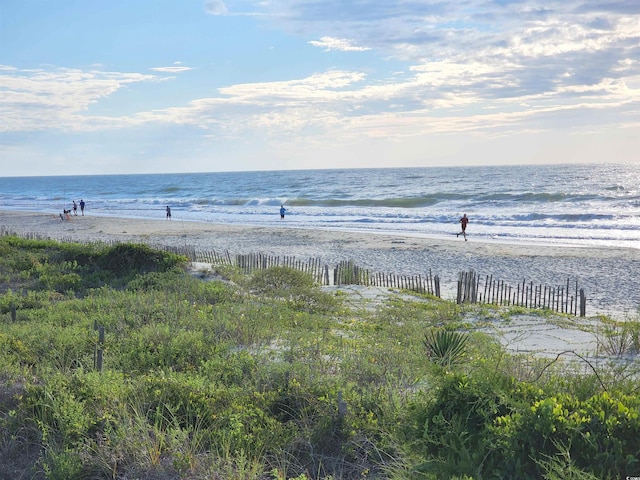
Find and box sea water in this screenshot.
[1,163,639,249]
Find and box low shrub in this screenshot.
[248,266,339,313]
[403,371,640,479]
[597,317,640,356]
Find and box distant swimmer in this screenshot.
[280,205,286,219]
[166,206,171,220]
[457,213,469,241]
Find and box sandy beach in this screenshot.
[2,210,639,319]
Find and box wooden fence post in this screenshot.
[579,289,586,317]
[457,271,478,304]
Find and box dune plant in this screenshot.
[0,235,188,298]
[248,266,339,313]
[422,328,468,367]
[534,441,601,480]
[596,316,640,356]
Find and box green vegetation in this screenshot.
[0,235,639,479]
[422,329,468,367]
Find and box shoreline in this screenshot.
[2,209,640,318]
[2,208,634,251]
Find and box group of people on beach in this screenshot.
[60,199,85,221]
[73,199,86,216]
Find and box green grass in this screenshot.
[0,235,639,479]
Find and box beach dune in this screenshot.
[2,210,639,318]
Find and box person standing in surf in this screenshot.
[457,213,469,241]
[280,205,286,219]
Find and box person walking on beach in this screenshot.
[280,205,286,219]
[166,206,171,220]
[79,199,85,215]
[72,201,78,216]
[457,213,469,241]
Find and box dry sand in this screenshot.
[2,210,640,320]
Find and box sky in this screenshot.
[1,0,640,176]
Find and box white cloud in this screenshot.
[3,52,640,144]
[0,67,157,132]
[218,70,366,98]
[308,36,371,52]
[150,66,194,73]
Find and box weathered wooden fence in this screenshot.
[334,260,440,297]
[233,253,329,285]
[194,249,232,265]
[228,255,441,296]
[457,270,586,316]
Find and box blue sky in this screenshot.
[1,0,639,176]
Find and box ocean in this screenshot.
[1,163,639,249]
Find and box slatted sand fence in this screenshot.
[334,260,440,297]
[194,249,232,265]
[1,225,51,241]
[0,226,137,249]
[369,269,441,297]
[208,254,441,296]
[235,253,330,285]
[457,270,586,316]
[153,245,234,266]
